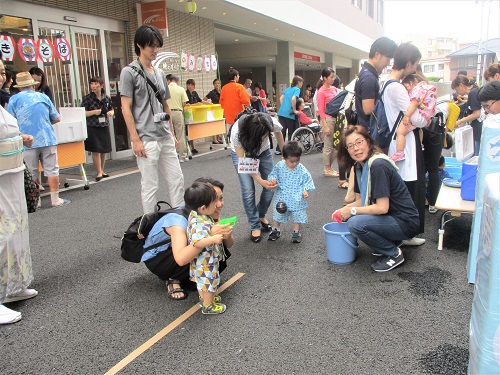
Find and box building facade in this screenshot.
[2,0,385,160]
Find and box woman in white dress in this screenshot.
[0,57,38,325]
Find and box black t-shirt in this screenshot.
[355,61,379,129]
[354,158,420,237]
[186,90,202,104]
[465,87,482,142]
[205,89,220,104]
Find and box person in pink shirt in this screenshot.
[316,67,340,177]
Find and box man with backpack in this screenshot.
[120,25,184,214]
[355,37,398,129]
[344,37,397,204]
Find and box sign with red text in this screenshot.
[294,51,320,62]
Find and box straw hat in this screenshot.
[14,71,40,88]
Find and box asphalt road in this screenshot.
[0,149,473,374]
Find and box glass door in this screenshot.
[104,30,131,157]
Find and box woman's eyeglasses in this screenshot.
[482,100,497,110]
[346,138,366,150]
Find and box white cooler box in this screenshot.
[0,135,23,171]
[454,125,474,162]
[53,107,87,144]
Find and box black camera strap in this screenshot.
[129,63,164,106]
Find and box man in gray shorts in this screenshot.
[7,71,69,207]
[120,25,184,214]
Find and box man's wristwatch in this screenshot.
[350,207,357,216]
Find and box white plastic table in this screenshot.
[435,184,475,250]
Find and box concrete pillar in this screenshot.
[276,41,295,111]
[352,59,361,79]
[323,52,336,71]
[265,65,273,103]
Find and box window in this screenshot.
[0,15,34,71]
[428,51,433,57]
[438,63,444,70]
[367,0,375,17]
[459,58,465,68]
[352,0,362,10]
[377,0,384,25]
[424,65,435,73]
[428,39,433,45]
[467,56,475,67]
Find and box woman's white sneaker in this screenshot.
[402,237,426,246]
[0,305,22,325]
[4,288,38,303]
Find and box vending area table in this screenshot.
[435,184,475,250]
[187,119,227,149]
[39,108,89,190]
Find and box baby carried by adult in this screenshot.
[391,74,436,162]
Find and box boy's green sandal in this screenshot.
[199,295,222,307]
[201,302,227,315]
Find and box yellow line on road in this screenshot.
[104,272,245,375]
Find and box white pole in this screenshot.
[476,0,484,84]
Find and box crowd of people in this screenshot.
[2,24,499,323]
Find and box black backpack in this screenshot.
[325,90,348,118]
[368,79,404,149]
[121,201,188,263]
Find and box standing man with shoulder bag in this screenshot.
[344,37,397,204]
[120,25,185,214]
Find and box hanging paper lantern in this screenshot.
[188,54,195,71]
[17,36,38,65]
[185,1,197,14]
[196,55,203,72]
[211,55,217,71]
[54,35,72,64]
[204,55,210,72]
[180,50,188,70]
[36,37,54,66]
[0,34,16,63]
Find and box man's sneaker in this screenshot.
[402,237,426,246]
[371,248,404,272]
[199,295,222,307]
[390,152,406,162]
[179,158,184,163]
[275,150,281,155]
[292,231,302,243]
[268,228,281,241]
[429,206,438,214]
[201,302,226,315]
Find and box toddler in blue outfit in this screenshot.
[267,141,315,243]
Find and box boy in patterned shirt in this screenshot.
[185,181,225,315]
[267,141,315,243]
